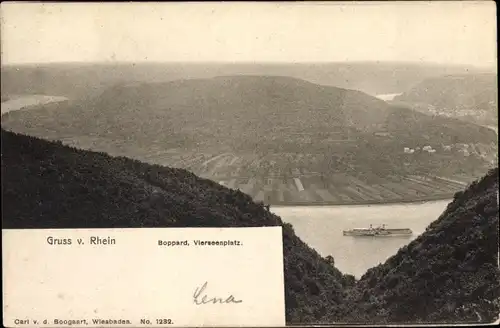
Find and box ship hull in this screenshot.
[343,229,413,236]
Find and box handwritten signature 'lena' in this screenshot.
[193,281,243,305]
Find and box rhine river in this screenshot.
[272,199,451,278]
[1,94,68,115]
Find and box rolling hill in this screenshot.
[2,75,497,205]
[394,73,498,127]
[2,128,499,324]
[1,62,484,100]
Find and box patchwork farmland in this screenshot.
[209,162,468,205]
[61,139,475,205]
[17,131,489,206]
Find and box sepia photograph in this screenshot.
[1,1,499,326]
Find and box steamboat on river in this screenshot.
[343,224,413,237]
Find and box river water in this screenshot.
[272,199,451,278]
[1,95,68,115]
[374,93,403,101]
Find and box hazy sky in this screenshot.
[0,1,497,67]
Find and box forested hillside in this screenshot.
[395,73,498,127]
[0,128,351,324]
[2,129,498,324]
[396,74,497,111]
[336,167,499,324]
[5,75,495,150]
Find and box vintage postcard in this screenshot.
[1,1,499,327]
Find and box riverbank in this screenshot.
[1,94,69,115]
[269,193,456,208]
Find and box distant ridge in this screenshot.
[394,73,498,128]
[1,61,482,99]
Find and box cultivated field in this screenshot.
[47,136,486,205]
[157,151,473,205]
